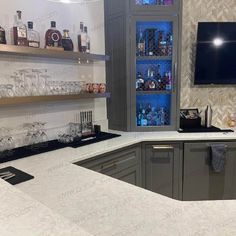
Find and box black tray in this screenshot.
[0,166,34,185]
[0,132,121,164]
[178,126,234,133]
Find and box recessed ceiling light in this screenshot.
[213,38,224,47]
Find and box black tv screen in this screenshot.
[194,22,236,85]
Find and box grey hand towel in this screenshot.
[210,144,227,173]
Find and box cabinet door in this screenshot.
[183,142,236,201]
[130,0,180,14]
[131,15,179,131]
[111,165,141,186]
[76,145,142,187]
[144,143,182,198]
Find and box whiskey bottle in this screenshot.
[136,72,145,91]
[84,26,90,53]
[137,29,145,56]
[156,64,164,90]
[27,22,40,48]
[78,22,84,52]
[62,29,74,51]
[13,10,28,46]
[157,31,167,56]
[0,26,6,44]
[166,32,173,56]
[45,21,62,48]
[78,22,87,53]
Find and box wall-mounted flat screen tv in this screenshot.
[194,22,236,85]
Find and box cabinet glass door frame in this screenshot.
[130,0,179,14]
[130,15,179,131]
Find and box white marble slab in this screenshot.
[1,131,236,236]
[0,179,92,236]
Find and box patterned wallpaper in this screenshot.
[181,0,236,128]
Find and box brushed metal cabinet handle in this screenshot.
[152,145,174,150]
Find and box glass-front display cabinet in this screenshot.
[131,16,178,131]
[131,0,178,13]
[104,0,181,131]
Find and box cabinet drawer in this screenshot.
[76,145,140,175]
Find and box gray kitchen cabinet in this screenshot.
[183,142,236,201]
[143,142,183,199]
[104,0,182,132]
[130,0,180,14]
[75,145,142,187]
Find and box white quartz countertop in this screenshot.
[1,131,236,236]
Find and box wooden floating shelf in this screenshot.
[0,45,110,62]
[136,56,172,61]
[136,91,171,95]
[0,93,111,106]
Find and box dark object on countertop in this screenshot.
[178,126,234,133]
[0,132,121,164]
[0,166,34,185]
[94,125,101,134]
[210,144,227,173]
[180,109,201,129]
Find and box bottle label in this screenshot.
[81,33,87,47]
[28,41,40,48]
[17,27,27,38]
[138,43,145,53]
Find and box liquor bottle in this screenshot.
[159,0,165,5]
[157,31,167,56]
[145,66,157,91]
[166,71,172,90]
[166,32,173,56]
[13,10,28,46]
[141,109,148,126]
[78,22,84,52]
[78,24,87,53]
[136,72,145,91]
[27,22,40,48]
[0,26,6,44]
[137,29,145,56]
[142,0,150,5]
[45,21,62,49]
[62,29,74,51]
[158,107,166,125]
[84,26,90,53]
[147,107,158,126]
[156,64,163,90]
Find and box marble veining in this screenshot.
[1,131,236,235]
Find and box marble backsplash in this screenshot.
[180,0,236,129]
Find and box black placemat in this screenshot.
[0,132,121,164]
[178,126,234,133]
[0,166,34,185]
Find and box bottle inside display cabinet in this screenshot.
[62,29,74,51]
[137,0,173,5]
[136,94,171,127]
[84,26,90,53]
[137,29,145,56]
[78,22,87,53]
[27,22,40,48]
[13,10,28,46]
[0,26,6,44]
[45,21,63,49]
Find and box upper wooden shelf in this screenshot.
[0,93,111,107]
[0,45,110,63]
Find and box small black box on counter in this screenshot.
[180,109,201,129]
